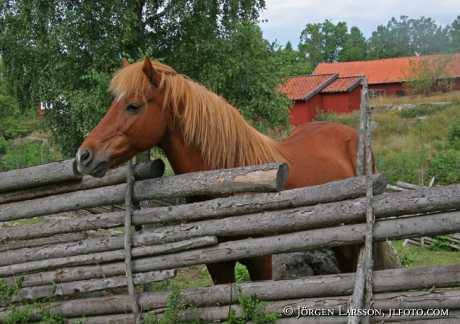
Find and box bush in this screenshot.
[447,117,460,148]
[235,263,250,283]
[427,149,460,184]
[0,136,7,155]
[376,150,429,184]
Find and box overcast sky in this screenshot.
[259,0,460,46]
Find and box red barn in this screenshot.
[314,53,460,97]
[279,74,362,126]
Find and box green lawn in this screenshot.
[393,240,460,267]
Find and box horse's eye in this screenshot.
[126,104,140,113]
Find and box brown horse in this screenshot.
[76,58,396,284]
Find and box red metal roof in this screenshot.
[313,54,460,85]
[322,76,362,93]
[279,74,337,100]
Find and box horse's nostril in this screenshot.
[80,149,93,166]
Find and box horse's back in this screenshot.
[280,121,358,188]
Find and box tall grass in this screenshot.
[316,101,460,185]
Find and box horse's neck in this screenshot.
[158,128,208,174]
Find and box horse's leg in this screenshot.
[241,256,272,281]
[206,261,236,284]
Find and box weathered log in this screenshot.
[11,259,460,306]
[164,289,460,323]
[0,236,217,276]
[6,269,175,303]
[2,209,459,277]
[73,314,460,324]
[0,159,165,204]
[0,163,287,222]
[0,174,388,242]
[2,183,460,267]
[0,232,88,252]
[6,288,459,321]
[0,159,79,193]
[276,317,460,324]
[116,211,460,273]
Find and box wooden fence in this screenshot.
[0,156,460,323]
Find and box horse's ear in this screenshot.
[142,58,159,87]
[121,58,130,68]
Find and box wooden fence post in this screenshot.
[125,160,141,322]
[348,77,375,324]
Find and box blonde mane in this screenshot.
[109,59,286,169]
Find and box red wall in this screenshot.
[369,83,405,96]
[289,96,322,125]
[289,87,362,126]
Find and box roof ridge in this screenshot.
[317,52,460,66]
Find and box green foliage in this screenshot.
[447,117,460,147]
[273,42,312,77]
[339,26,367,62]
[450,16,460,53]
[367,16,450,59]
[235,263,250,283]
[406,56,455,96]
[227,293,279,324]
[399,252,416,267]
[377,150,422,184]
[0,140,61,171]
[299,19,349,66]
[0,136,7,155]
[427,149,460,184]
[314,112,360,128]
[44,70,112,157]
[144,285,201,324]
[1,277,64,324]
[1,0,287,157]
[399,104,453,119]
[431,236,455,251]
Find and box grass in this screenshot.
[369,90,460,107]
[393,241,460,267]
[316,94,460,185]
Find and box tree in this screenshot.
[367,16,450,59]
[339,26,367,61]
[299,20,348,66]
[1,1,292,157]
[273,42,312,77]
[449,16,460,53]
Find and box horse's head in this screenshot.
[76,58,169,177]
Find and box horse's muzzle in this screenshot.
[76,148,110,178]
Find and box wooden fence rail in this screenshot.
[0,157,459,323]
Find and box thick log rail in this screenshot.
[0,154,459,323]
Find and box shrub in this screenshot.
[447,117,460,148]
[376,150,426,184]
[0,136,7,155]
[235,263,250,283]
[431,236,455,251]
[227,293,279,324]
[427,149,460,184]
